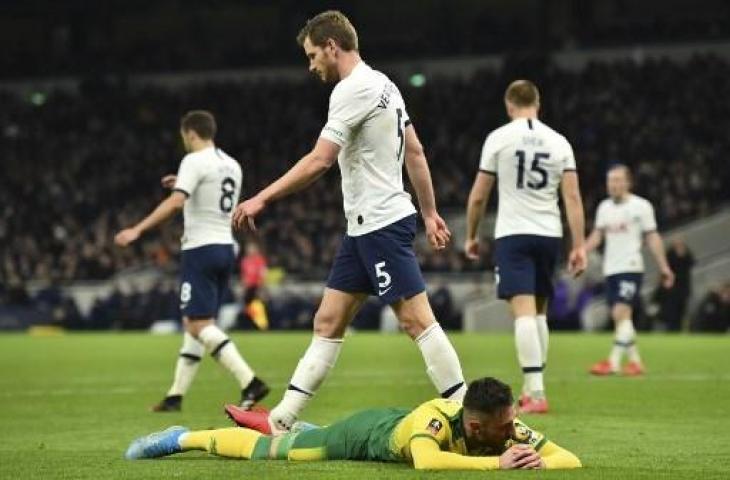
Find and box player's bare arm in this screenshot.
[464,171,495,260]
[560,171,587,276]
[645,231,675,288]
[232,138,340,230]
[403,125,450,250]
[584,227,604,254]
[114,191,186,247]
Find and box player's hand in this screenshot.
[464,238,480,260]
[423,213,451,251]
[499,444,543,469]
[567,246,587,277]
[161,174,177,189]
[661,266,675,289]
[114,228,141,247]
[233,195,265,231]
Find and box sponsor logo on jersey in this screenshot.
[427,419,443,435]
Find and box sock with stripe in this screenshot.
[416,322,467,402]
[167,332,204,397]
[515,316,544,398]
[198,325,255,389]
[270,336,343,431]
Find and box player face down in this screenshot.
[302,36,339,83]
[466,405,517,452]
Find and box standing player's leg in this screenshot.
[363,215,466,401]
[535,296,549,372]
[268,288,368,432]
[152,331,205,411]
[495,236,548,413]
[591,274,644,376]
[390,293,466,401]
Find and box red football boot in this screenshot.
[224,404,272,434]
[589,359,617,376]
[517,395,549,414]
[622,361,645,376]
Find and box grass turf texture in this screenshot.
[0,332,728,479]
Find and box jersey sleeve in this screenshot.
[320,82,373,147]
[174,154,202,197]
[478,133,499,174]
[640,200,658,232]
[511,418,547,451]
[407,404,451,447]
[561,138,577,171]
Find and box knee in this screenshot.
[399,311,434,339]
[185,318,213,338]
[313,310,346,339]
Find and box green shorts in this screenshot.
[253,408,408,462]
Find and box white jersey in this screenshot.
[319,61,417,236]
[479,118,576,239]
[594,194,657,275]
[173,146,242,250]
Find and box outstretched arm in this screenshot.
[232,139,339,230]
[403,125,450,250]
[114,191,186,247]
[464,171,495,260]
[410,438,543,470]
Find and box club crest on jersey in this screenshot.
[426,419,443,435]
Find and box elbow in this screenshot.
[413,457,438,471]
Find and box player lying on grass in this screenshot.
[126,377,581,470]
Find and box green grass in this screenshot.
[0,332,729,479]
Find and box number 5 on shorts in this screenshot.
[375,261,392,295]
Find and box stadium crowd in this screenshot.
[2,55,729,328]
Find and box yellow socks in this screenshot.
[179,428,262,459]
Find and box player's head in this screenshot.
[504,80,540,119]
[180,110,217,152]
[606,164,632,200]
[297,10,359,83]
[462,377,516,451]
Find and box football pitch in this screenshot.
[0,332,728,479]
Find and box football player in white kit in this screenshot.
[586,164,674,376]
[230,11,466,434]
[115,111,269,411]
[464,81,587,414]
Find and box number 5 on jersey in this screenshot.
[375,261,392,296]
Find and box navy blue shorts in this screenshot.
[606,273,643,306]
[494,235,561,300]
[180,244,235,317]
[326,215,426,304]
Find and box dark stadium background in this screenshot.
[1,0,729,332]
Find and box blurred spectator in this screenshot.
[691,282,730,332]
[239,241,269,330]
[654,237,695,330]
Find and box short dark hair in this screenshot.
[504,80,540,108]
[463,377,514,415]
[296,10,359,51]
[180,110,217,140]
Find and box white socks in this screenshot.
[198,324,255,389]
[270,336,343,432]
[610,318,640,370]
[167,332,205,397]
[415,323,467,402]
[535,314,549,368]
[515,316,544,396]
